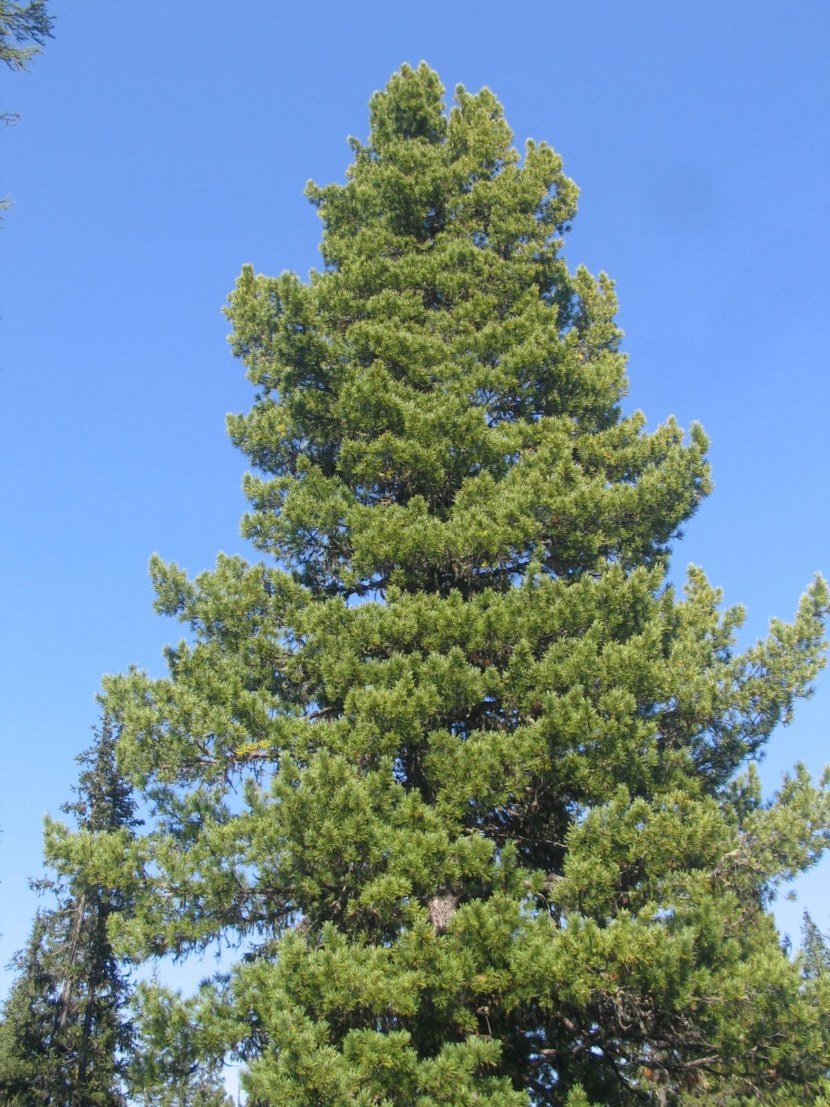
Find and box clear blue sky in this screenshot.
[2,0,829,995]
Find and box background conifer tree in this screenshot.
[0,715,136,1104]
[801,912,830,981]
[0,913,68,1104]
[126,982,233,1107]
[55,65,830,1104]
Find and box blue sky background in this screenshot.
[2,0,828,1003]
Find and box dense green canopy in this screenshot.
[51,64,829,1105]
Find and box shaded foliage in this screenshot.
[0,717,136,1105]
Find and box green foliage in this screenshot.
[0,915,70,1105]
[0,717,136,1105]
[66,65,830,1103]
[801,912,830,980]
[1,0,52,215]
[0,0,52,134]
[126,983,233,1107]
[0,0,51,71]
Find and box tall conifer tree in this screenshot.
[0,716,136,1104]
[58,66,830,1104]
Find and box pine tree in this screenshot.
[0,715,137,1105]
[801,912,830,981]
[0,913,68,1104]
[70,65,829,1104]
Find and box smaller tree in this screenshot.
[0,715,137,1105]
[0,914,68,1104]
[802,911,830,980]
[127,982,233,1107]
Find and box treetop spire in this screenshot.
[226,64,709,600]
[368,61,448,148]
